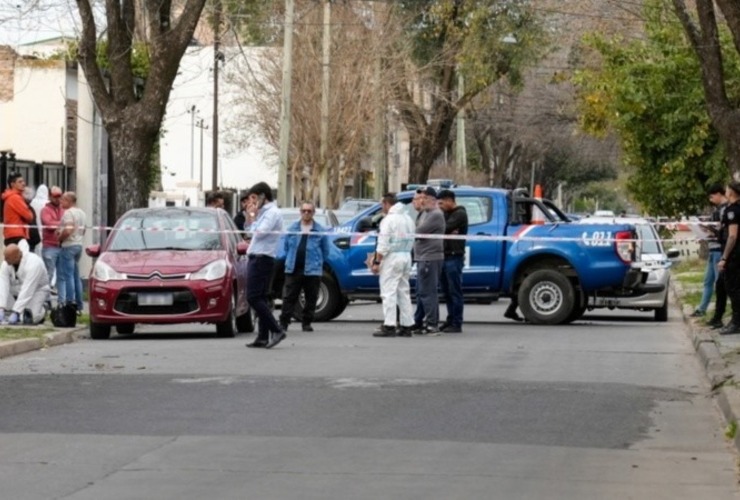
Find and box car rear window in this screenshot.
[109,210,223,251]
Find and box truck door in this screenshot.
[456,195,504,294]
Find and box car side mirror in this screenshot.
[666,248,680,260]
[85,244,101,258]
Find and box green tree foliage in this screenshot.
[392,0,548,183]
[573,0,736,217]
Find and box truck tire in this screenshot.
[561,291,587,324]
[518,269,576,325]
[654,297,668,322]
[292,272,341,322]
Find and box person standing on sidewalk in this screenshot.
[278,201,331,333]
[691,184,727,320]
[57,192,86,313]
[717,181,740,335]
[438,189,468,333]
[372,193,416,338]
[40,186,65,298]
[412,186,445,334]
[2,173,34,249]
[243,182,286,349]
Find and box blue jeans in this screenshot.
[440,255,464,327]
[698,251,721,313]
[58,245,83,309]
[42,246,61,287]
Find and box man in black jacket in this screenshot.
[438,189,468,333]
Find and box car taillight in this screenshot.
[615,230,636,263]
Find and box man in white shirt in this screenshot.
[0,244,50,324]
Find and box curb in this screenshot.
[673,282,740,452]
[0,327,85,360]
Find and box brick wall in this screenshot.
[0,46,16,102]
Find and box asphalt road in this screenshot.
[0,300,738,499]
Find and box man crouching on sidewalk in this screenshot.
[0,244,50,324]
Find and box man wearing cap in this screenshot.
[40,186,65,292]
[413,186,445,334]
[243,182,287,349]
[438,189,468,333]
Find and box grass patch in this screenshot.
[726,420,738,440]
[679,290,703,309]
[0,326,54,341]
[671,258,705,274]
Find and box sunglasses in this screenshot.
[300,209,314,214]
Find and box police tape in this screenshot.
[0,222,718,245]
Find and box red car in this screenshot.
[85,207,252,339]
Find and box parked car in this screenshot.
[85,207,252,339]
[575,216,680,321]
[338,198,376,214]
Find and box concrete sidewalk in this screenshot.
[674,281,740,452]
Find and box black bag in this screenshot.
[51,304,77,328]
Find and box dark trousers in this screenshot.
[440,255,464,327]
[414,259,443,328]
[280,273,320,326]
[724,262,740,325]
[712,270,728,322]
[246,255,282,341]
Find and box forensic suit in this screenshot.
[0,250,50,324]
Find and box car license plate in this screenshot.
[137,293,174,306]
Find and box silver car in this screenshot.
[576,216,680,321]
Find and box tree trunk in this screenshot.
[107,122,158,216]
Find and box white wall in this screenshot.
[159,46,278,193]
[5,60,67,163]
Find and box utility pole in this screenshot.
[455,73,466,181]
[278,0,295,207]
[196,118,208,189]
[189,104,196,180]
[212,0,222,192]
[319,0,331,208]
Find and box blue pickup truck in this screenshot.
[277,187,648,325]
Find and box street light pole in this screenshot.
[195,118,208,189]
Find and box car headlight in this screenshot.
[190,259,228,281]
[92,261,127,282]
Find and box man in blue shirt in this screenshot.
[279,201,331,332]
[244,182,286,349]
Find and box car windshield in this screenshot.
[109,210,223,251]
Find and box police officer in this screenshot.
[717,181,740,335]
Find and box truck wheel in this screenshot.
[518,269,576,325]
[292,272,341,322]
[328,295,349,320]
[561,291,587,324]
[654,297,668,322]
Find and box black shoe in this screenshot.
[708,318,724,329]
[266,331,287,349]
[302,324,314,332]
[689,309,705,318]
[719,323,740,335]
[397,326,413,337]
[246,339,268,348]
[373,325,397,337]
[442,325,462,333]
[504,310,524,322]
[22,309,34,325]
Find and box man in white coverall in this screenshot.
[371,193,416,338]
[0,244,50,324]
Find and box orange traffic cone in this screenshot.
[531,184,546,225]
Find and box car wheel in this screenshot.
[518,269,576,325]
[116,324,135,335]
[236,307,254,333]
[216,295,237,338]
[90,321,111,340]
[293,272,341,322]
[654,296,668,322]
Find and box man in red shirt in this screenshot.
[39,186,65,290]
